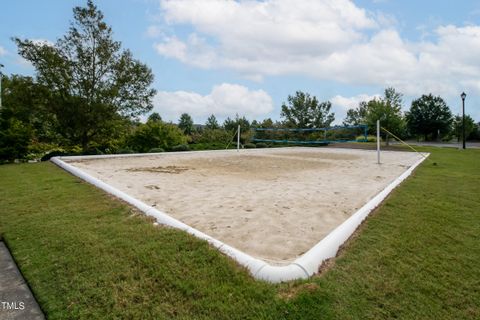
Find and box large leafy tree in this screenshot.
[406,94,453,141]
[280,91,335,128]
[14,0,156,151]
[343,101,368,126]
[178,113,194,135]
[343,88,404,145]
[365,99,401,144]
[363,88,404,145]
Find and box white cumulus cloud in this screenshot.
[0,46,7,56]
[155,0,376,74]
[155,34,216,68]
[331,94,381,111]
[153,0,480,98]
[152,83,274,123]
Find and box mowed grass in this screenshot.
[0,147,479,319]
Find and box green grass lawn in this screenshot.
[0,147,479,319]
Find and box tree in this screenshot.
[147,112,162,123]
[0,74,54,139]
[223,114,250,132]
[178,113,194,135]
[470,122,480,140]
[0,74,56,161]
[14,0,156,151]
[343,101,368,126]
[223,114,251,144]
[452,114,475,142]
[406,94,453,141]
[1,75,41,123]
[280,91,335,128]
[384,87,403,111]
[260,118,274,128]
[205,114,219,130]
[364,88,404,145]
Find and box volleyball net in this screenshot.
[252,124,368,145]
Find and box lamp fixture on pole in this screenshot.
[461,92,466,149]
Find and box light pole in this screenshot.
[461,92,466,149]
[0,63,4,108]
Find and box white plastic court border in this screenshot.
[51,149,429,283]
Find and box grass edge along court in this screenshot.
[0,146,479,319]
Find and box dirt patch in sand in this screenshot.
[126,165,191,174]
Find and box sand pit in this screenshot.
[64,147,424,265]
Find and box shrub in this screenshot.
[40,149,69,161]
[126,122,187,153]
[191,129,232,144]
[83,148,104,155]
[22,142,61,162]
[148,147,165,153]
[171,144,189,152]
[28,142,60,155]
[255,142,268,148]
[0,118,32,162]
[117,148,135,154]
[356,135,378,142]
[244,143,256,149]
[240,130,254,145]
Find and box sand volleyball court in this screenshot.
[65,147,423,264]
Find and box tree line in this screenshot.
[0,1,478,162]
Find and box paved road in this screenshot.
[391,141,480,149]
[0,242,44,320]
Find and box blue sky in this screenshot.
[1,0,479,125]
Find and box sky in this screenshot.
[0,0,479,125]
